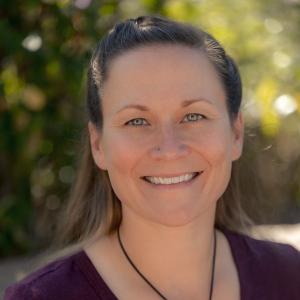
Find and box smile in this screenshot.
[142,172,200,185]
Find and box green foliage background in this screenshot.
[1,0,300,258]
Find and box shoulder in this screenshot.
[224,227,300,266]
[222,227,300,291]
[3,250,93,300]
[233,228,299,259]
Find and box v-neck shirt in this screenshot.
[4,227,300,299]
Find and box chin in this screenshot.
[147,200,217,228]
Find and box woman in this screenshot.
[4,15,300,300]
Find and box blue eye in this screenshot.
[182,113,205,122]
[125,118,149,126]
[125,113,205,127]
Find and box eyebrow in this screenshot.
[116,98,213,113]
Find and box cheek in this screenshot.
[190,132,233,206]
[188,124,234,161]
[202,129,234,187]
[102,132,144,175]
[191,125,234,191]
[208,133,233,162]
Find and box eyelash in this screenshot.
[124,113,206,127]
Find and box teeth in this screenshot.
[145,173,197,185]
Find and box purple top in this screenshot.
[4,227,300,300]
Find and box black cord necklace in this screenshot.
[117,227,217,300]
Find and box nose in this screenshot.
[149,125,190,160]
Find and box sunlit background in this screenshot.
[1,0,300,263]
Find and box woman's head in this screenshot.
[54,16,253,248]
[88,41,244,227]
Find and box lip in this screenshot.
[141,171,202,189]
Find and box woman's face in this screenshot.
[89,44,243,226]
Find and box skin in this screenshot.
[87,44,243,300]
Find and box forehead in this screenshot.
[107,44,220,79]
[102,44,226,113]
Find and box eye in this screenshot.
[124,113,205,127]
[182,113,205,123]
[125,118,149,126]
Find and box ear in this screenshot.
[88,121,107,170]
[231,111,244,161]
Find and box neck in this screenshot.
[114,204,219,297]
